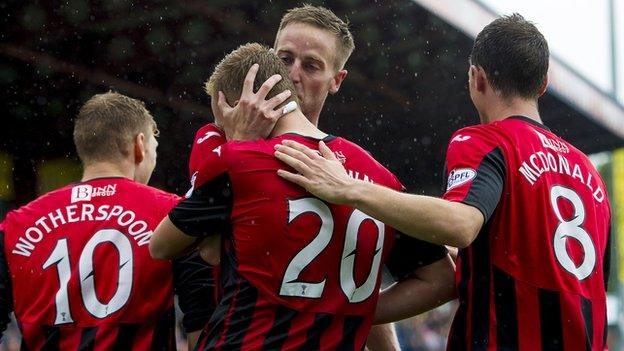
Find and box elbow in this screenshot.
[449,208,483,249]
[149,237,171,260]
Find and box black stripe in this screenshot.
[493,267,518,349]
[41,325,60,351]
[113,324,139,350]
[222,280,258,349]
[78,327,97,351]
[204,279,244,350]
[602,314,608,349]
[448,248,469,351]
[336,315,365,351]
[261,305,298,351]
[462,147,505,222]
[539,289,563,350]
[20,337,30,351]
[151,308,175,351]
[470,226,490,348]
[581,297,593,351]
[301,313,334,351]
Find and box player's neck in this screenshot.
[481,96,542,125]
[81,161,134,182]
[270,109,328,139]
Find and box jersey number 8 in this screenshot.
[550,185,596,280]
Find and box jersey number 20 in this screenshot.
[280,198,384,303]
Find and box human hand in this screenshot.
[274,140,354,205]
[217,63,292,141]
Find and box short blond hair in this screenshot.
[73,92,157,165]
[276,4,355,70]
[205,43,299,108]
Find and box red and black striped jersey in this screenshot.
[0,177,181,350]
[169,133,447,351]
[442,116,611,350]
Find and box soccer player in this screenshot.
[273,14,611,350]
[151,43,455,350]
[0,92,210,350]
[188,5,404,349]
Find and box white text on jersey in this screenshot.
[518,150,604,203]
[12,204,154,257]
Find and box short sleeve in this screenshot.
[442,127,506,222]
[189,123,227,179]
[385,233,448,281]
[170,144,233,238]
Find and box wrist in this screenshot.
[342,179,366,207]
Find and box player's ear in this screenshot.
[329,69,347,95]
[537,74,548,97]
[472,66,487,94]
[134,133,146,164]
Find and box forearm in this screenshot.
[365,324,400,351]
[346,181,482,248]
[374,256,456,324]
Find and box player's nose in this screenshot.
[289,61,302,83]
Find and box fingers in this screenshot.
[275,150,313,174]
[279,140,321,160]
[265,90,292,112]
[277,169,311,189]
[242,63,260,95]
[256,74,283,99]
[217,91,233,112]
[318,141,337,160]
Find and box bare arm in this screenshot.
[150,217,197,259]
[274,140,484,248]
[374,255,456,324]
[366,324,400,351]
[187,331,201,351]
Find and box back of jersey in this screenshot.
[496,118,610,348]
[197,135,407,350]
[444,116,610,350]
[2,177,180,350]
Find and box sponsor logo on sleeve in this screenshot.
[451,134,471,143]
[197,131,222,144]
[446,168,477,190]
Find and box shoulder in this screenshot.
[193,123,225,144]
[1,185,72,228]
[331,137,404,190]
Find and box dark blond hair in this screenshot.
[205,43,299,108]
[276,4,355,70]
[73,92,157,165]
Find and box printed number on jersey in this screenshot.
[280,198,384,303]
[549,185,596,280]
[43,229,133,324]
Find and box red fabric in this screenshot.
[3,177,180,350]
[444,118,610,349]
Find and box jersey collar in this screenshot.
[507,115,551,132]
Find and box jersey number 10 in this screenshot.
[43,229,133,325]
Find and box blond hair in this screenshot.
[205,43,299,108]
[276,4,355,70]
[73,92,157,165]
